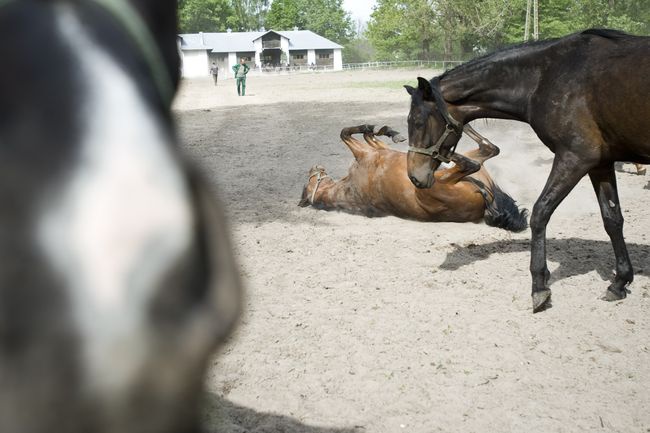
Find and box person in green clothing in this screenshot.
[232,58,250,96]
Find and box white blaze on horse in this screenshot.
[299,124,528,232]
[0,1,241,432]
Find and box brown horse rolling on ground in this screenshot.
[299,125,528,232]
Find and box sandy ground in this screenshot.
[173,70,650,433]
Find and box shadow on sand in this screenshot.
[202,393,362,433]
[440,237,650,285]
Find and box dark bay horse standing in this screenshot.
[404,29,650,312]
[0,1,240,432]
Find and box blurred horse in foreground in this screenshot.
[299,124,528,232]
[0,1,241,432]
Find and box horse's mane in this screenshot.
[438,28,635,82]
[580,28,632,40]
[438,38,557,81]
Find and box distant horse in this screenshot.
[404,29,650,312]
[0,1,240,433]
[299,124,528,232]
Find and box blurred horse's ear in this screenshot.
[128,0,178,31]
[417,77,434,101]
[127,0,181,90]
[404,85,416,96]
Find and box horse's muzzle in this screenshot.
[409,174,434,189]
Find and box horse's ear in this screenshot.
[404,85,416,96]
[417,77,434,101]
[127,0,181,89]
[128,0,177,31]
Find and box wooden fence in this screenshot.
[342,60,464,70]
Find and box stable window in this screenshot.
[293,54,304,60]
[318,53,330,59]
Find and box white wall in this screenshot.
[333,49,343,70]
[228,52,238,77]
[181,50,209,78]
[253,39,262,68]
[307,49,316,65]
[281,37,290,65]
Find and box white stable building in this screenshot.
[178,29,344,78]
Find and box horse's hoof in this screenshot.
[532,289,552,313]
[602,288,627,302]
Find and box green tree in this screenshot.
[502,0,650,42]
[366,0,419,60]
[231,0,270,31]
[178,0,236,33]
[300,0,354,44]
[367,0,519,60]
[343,36,376,63]
[265,0,353,43]
[265,0,302,30]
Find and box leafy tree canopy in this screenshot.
[178,0,237,33]
[265,0,353,44]
[366,0,650,60]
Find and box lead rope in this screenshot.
[0,0,175,106]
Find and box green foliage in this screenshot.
[343,36,376,63]
[366,0,432,60]
[231,0,269,31]
[366,0,650,60]
[265,0,301,30]
[264,0,353,43]
[178,0,236,33]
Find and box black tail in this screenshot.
[466,178,528,232]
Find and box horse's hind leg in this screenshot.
[340,125,377,160]
[437,153,482,184]
[588,165,634,301]
[462,124,500,164]
[437,125,499,185]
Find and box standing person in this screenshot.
[232,58,250,96]
[210,61,219,86]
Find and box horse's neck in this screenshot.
[439,42,557,123]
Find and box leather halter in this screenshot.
[407,122,462,163]
[0,0,175,106]
[308,170,330,204]
[407,83,463,164]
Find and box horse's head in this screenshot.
[0,1,240,433]
[298,165,330,207]
[404,77,463,188]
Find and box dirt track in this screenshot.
[174,70,650,433]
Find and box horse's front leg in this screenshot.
[588,165,633,300]
[530,153,588,312]
[340,125,376,160]
[362,125,404,150]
